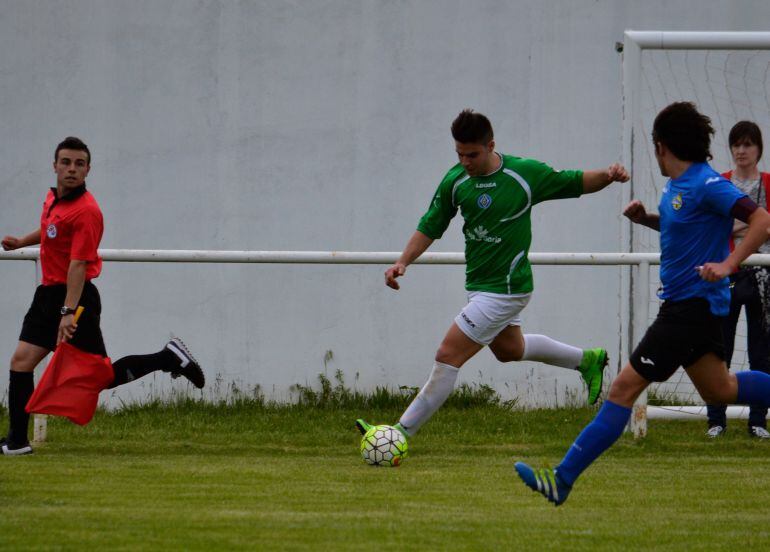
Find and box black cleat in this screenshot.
[1,437,33,456]
[165,337,205,389]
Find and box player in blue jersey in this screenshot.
[514,102,770,506]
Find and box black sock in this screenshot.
[108,348,179,389]
[8,371,34,445]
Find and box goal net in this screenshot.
[623,31,770,423]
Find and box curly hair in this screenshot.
[652,102,713,162]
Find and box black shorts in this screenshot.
[19,282,107,356]
[629,297,724,382]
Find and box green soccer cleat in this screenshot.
[357,419,409,442]
[355,419,373,435]
[514,462,572,506]
[578,348,608,405]
[393,422,409,441]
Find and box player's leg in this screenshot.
[66,284,198,389]
[489,326,580,366]
[743,272,770,437]
[108,337,205,389]
[686,350,770,419]
[392,292,533,436]
[680,294,770,420]
[706,275,742,435]
[358,294,501,438]
[3,341,50,455]
[514,364,645,505]
[685,353,738,405]
[4,285,59,455]
[390,323,482,437]
[68,283,204,389]
[489,326,607,405]
[514,298,695,505]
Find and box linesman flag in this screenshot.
[25,308,114,426]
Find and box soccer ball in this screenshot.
[360,424,408,467]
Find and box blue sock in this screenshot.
[556,400,631,486]
[736,371,770,405]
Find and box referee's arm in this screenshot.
[58,260,87,344]
[1,228,41,250]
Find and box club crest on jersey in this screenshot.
[46,224,57,239]
[671,193,683,211]
[477,193,492,209]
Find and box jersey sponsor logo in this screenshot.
[705,177,721,185]
[465,225,502,244]
[640,356,655,366]
[671,193,683,211]
[477,193,492,209]
[46,224,57,239]
[475,182,496,189]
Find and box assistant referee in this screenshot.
[1,137,204,455]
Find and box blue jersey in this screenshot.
[658,162,746,315]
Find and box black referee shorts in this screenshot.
[19,282,107,356]
[629,297,725,382]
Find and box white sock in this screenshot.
[398,361,460,436]
[521,334,583,369]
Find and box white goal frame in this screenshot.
[622,31,770,435]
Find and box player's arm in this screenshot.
[623,200,660,231]
[389,171,457,290]
[581,163,630,194]
[385,231,434,290]
[700,200,770,282]
[58,259,88,344]
[1,228,41,250]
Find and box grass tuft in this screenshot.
[288,370,509,410]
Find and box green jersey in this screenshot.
[417,154,583,294]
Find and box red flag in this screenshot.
[26,342,114,426]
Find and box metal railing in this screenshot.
[4,248,770,440]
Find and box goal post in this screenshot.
[622,30,770,436]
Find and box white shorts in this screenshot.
[454,291,532,346]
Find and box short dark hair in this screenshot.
[729,120,763,160]
[451,109,494,144]
[55,136,91,165]
[652,102,714,163]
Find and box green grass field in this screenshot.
[2,399,770,550]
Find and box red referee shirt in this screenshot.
[39,185,103,285]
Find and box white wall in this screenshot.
[2,0,769,407]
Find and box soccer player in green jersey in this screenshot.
[357,109,629,441]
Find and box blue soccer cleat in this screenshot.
[514,461,572,506]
